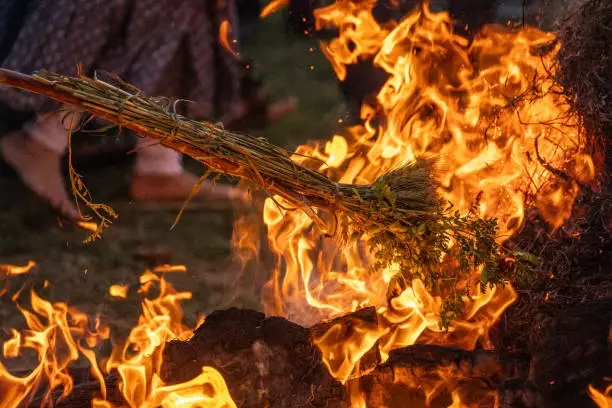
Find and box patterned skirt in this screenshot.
[0,0,243,120]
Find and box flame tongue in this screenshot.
[103,270,236,408]
[247,0,595,393]
[0,265,236,408]
[0,287,109,408]
[589,381,612,408]
[0,261,36,278]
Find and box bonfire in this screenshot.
[0,1,611,408]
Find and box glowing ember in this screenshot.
[109,285,128,299]
[232,0,595,392]
[0,267,236,408]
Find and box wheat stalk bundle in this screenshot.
[0,69,438,230]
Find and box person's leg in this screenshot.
[130,138,244,202]
[0,111,80,218]
[26,112,74,154]
[123,1,246,203]
[133,140,183,177]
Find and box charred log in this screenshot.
[160,308,530,408]
[26,371,123,408]
[16,307,534,408]
[496,378,547,408]
[160,308,348,408]
[356,345,530,408]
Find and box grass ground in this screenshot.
[0,14,345,341]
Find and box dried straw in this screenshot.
[0,68,439,235]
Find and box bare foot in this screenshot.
[0,131,80,219]
[130,172,247,203]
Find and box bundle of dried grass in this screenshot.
[0,69,438,231]
[0,69,530,325]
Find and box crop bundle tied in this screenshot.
[0,68,529,323]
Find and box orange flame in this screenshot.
[260,0,290,18]
[103,269,234,407]
[0,266,236,408]
[231,214,261,271]
[0,291,109,407]
[219,20,238,57]
[153,264,188,274]
[590,380,612,408]
[0,2,599,406]
[0,261,36,278]
[230,1,594,396]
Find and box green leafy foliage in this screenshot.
[366,185,537,330]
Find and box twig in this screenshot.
[534,135,589,191]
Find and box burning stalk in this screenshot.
[0,69,532,325]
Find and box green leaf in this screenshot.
[416,223,426,235]
[513,251,540,265]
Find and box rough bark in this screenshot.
[26,371,123,408]
[160,308,531,408]
[18,307,540,408]
[357,345,532,408]
[160,308,348,408]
